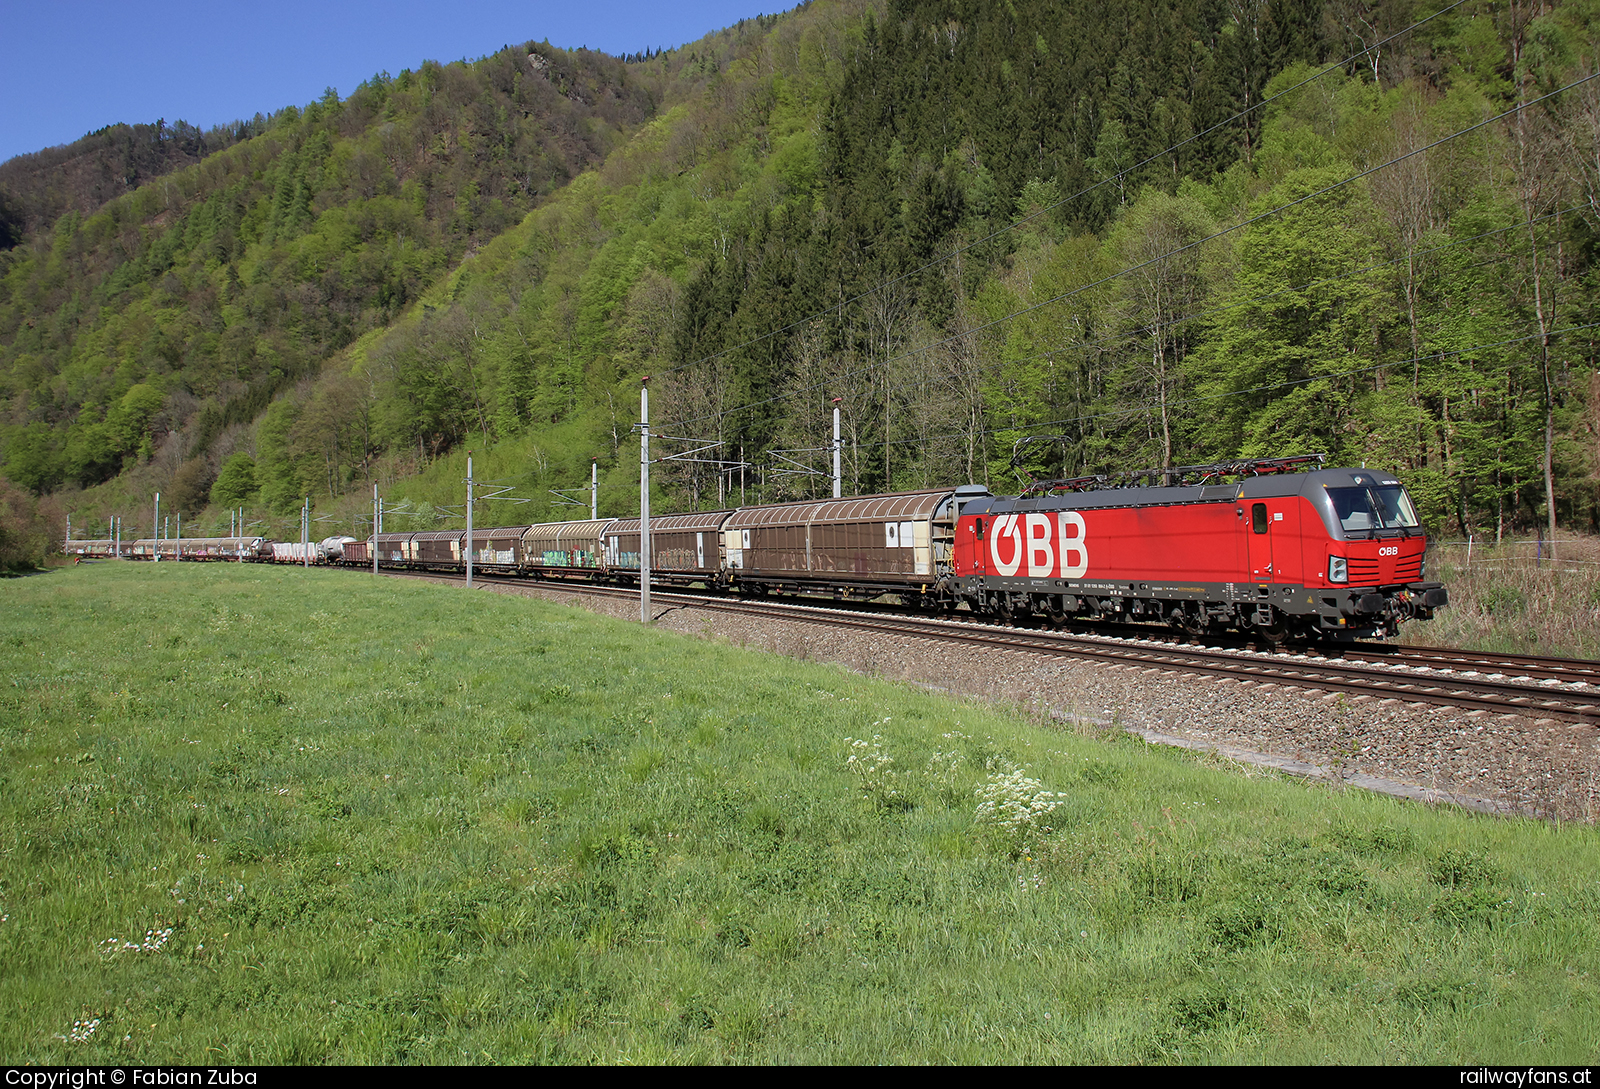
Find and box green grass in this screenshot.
[2,562,1598,1064]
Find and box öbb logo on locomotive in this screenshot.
[98,456,1447,644]
[985,511,1089,580]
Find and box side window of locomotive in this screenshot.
[975,518,985,540]
[1251,503,1269,534]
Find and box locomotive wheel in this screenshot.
[1253,617,1291,646]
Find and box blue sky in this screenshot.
[0,1,779,164]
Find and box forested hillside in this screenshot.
[3,0,1598,547]
[0,119,265,246]
[0,41,664,512]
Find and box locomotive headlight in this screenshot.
[1329,556,1348,583]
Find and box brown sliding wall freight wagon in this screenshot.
[721,489,957,598]
[603,511,731,586]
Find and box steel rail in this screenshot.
[1340,645,1600,687]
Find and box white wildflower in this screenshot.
[100,925,174,957]
[975,767,1066,851]
[843,733,901,805]
[56,1018,100,1043]
[926,748,965,791]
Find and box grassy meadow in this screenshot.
[1,562,1597,1064]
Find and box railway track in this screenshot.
[1338,644,1600,688]
[380,567,1600,726]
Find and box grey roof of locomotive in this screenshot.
[964,467,1403,514]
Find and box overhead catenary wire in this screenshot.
[660,0,1478,379]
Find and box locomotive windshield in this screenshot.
[1327,485,1421,534]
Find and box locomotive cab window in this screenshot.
[975,518,984,539]
[1251,503,1269,534]
[1372,485,1420,528]
[1328,485,1421,533]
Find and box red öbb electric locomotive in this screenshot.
[952,456,1447,642]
